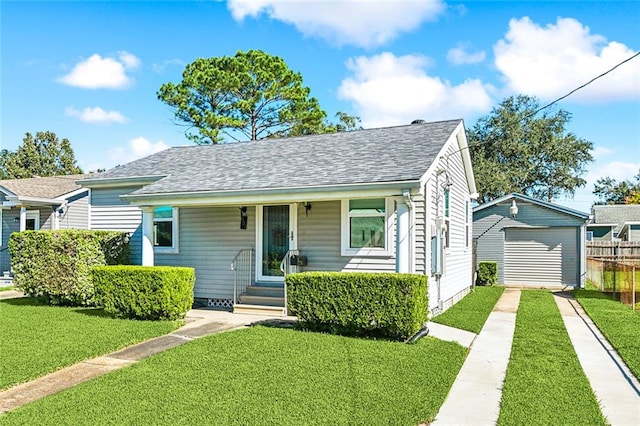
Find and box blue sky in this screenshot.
[1,0,639,212]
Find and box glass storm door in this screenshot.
[260,205,290,281]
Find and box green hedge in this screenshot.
[477,261,498,286]
[93,266,195,320]
[286,272,427,341]
[9,230,129,306]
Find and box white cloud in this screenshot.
[152,58,185,74]
[592,145,614,159]
[227,0,446,48]
[65,106,128,124]
[337,52,494,127]
[108,137,169,164]
[494,17,640,102]
[58,51,141,89]
[447,43,486,65]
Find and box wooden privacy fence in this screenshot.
[586,257,639,310]
[587,241,640,257]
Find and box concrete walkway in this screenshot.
[432,288,521,425]
[554,292,640,425]
[0,309,288,414]
[0,290,24,300]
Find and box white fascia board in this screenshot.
[419,122,470,191]
[0,186,16,198]
[6,195,60,206]
[123,181,422,207]
[455,122,478,196]
[54,187,89,201]
[77,175,165,189]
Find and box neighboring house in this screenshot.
[0,174,90,273]
[79,119,477,316]
[473,193,590,288]
[588,205,640,242]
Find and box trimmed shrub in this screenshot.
[93,266,195,320]
[477,261,498,286]
[9,230,129,306]
[286,272,427,341]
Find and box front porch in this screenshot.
[139,199,419,316]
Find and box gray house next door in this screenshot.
[504,227,578,287]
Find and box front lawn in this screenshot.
[0,285,15,292]
[575,289,640,379]
[1,326,467,425]
[497,291,606,425]
[431,286,505,333]
[0,298,180,390]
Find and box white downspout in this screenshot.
[403,189,415,273]
[396,189,414,273]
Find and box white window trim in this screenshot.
[153,207,179,254]
[341,198,393,257]
[586,231,594,241]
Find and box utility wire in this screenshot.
[523,50,640,120]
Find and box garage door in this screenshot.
[504,227,578,287]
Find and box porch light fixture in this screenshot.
[239,207,248,230]
[303,202,312,217]
[509,199,519,218]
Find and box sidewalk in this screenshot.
[0,308,287,414]
[554,292,640,425]
[432,288,521,425]
[0,290,24,300]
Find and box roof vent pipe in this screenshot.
[411,119,426,125]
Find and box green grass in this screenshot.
[575,289,640,379]
[431,286,505,333]
[0,298,180,390]
[497,290,606,426]
[0,285,15,292]
[1,326,467,425]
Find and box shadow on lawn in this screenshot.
[1,297,115,318]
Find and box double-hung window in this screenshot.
[153,206,179,253]
[341,198,391,256]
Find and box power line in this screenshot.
[524,50,640,120]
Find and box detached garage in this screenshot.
[473,193,589,288]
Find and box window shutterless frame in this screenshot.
[341,198,393,256]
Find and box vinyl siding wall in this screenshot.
[59,191,89,230]
[423,140,474,312]
[90,186,143,265]
[155,206,256,300]
[473,201,586,285]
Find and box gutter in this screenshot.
[121,180,423,205]
[77,175,166,189]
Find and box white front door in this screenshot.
[256,204,297,282]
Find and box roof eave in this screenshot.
[122,180,423,207]
[77,175,166,189]
[473,193,590,220]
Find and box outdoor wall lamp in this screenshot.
[509,199,519,218]
[239,207,247,230]
[303,202,312,217]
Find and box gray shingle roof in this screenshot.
[0,174,90,199]
[84,120,462,195]
[591,205,640,228]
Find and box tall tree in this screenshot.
[157,50,327,144]
[469,95,593,203]
[0,131,83,179]
[593,171,640,204]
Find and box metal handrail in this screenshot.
[231,248,254,305]
[279,249,299,316]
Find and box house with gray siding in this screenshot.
[473,193,589,288]
[0,174,90,274]
[588,205,640,242]
[79,119,477,315]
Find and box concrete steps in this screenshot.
[233,282,286,316]
[233,304,286,316]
